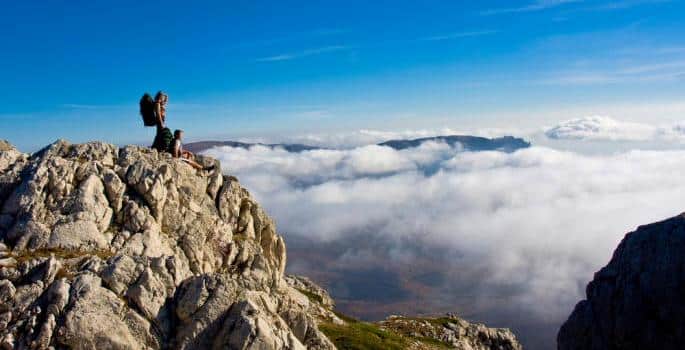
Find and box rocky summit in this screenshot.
[558,213,685,350]
[0,140,522,350]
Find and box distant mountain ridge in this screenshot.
[186,135,531,153]
[379,135,531,152]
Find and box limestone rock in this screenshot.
[56,273,159,349]
[0,141,27,217]
[214,297,306,350]
[285,275,335,310]
[0,140,333,350]
[380,314,523,350]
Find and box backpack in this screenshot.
[139,93,157,127]
[152,127,174,153]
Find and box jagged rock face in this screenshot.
[379,315,522,350]
[0,140,334,350]
[558,214,685,350]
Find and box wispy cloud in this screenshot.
[587,0,671,11]
[421,30,498,41]
[231,28,348,49]
[481,0,582,15]
[544,72,683,85]
[618,60,685,74]
[254,28,498,63]
[256,45,352,62]
[59,104,129,110]
[654,47,685,55]
[544,60,685,85]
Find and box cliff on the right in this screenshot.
[558,213,685,350]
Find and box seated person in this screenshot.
[170,129,215,171]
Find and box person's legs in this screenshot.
[180,152,214,171]
[187,160,204,170]
[179,158,202,170]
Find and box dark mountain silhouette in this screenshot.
[558,213,685,350]
[379,135,530,152]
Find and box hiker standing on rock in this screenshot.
[154,91,167,126]
[151,92,174,152]
[139,92,213,171]
[140,91,174,152]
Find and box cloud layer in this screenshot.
[545,115,685,142]
[203,140,685,348]
[245,127,526,149]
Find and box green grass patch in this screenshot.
[402,316,457,329]
[319,312,453,350]
[319,321,408,350]
[425,317,455,328]
[333,310,358,323]
[415,336,452,349]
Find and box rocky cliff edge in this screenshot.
[0,140,521,350]
[558,213,685,350]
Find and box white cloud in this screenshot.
[262,127,519,148]
[543,116,685,144]
[482,0,667,16]
[256,45,351,62]
[544,116,656,141]
[204,140,685,345]
[545,67,685,86]
[482,0,582,15]
[588,0,672,11]
[659,122,685,141]
[421,30,498,41]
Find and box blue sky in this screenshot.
[2,0,684,151]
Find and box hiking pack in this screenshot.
[140,91,174,152]
[139,93,157,127]
[152,127,174,153]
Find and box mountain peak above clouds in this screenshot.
[0,139,522,349]
[378,135,531,152]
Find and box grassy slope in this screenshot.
[294,280,452,349]
[318,313,451,350]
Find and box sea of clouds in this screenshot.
[202,121,685,349]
